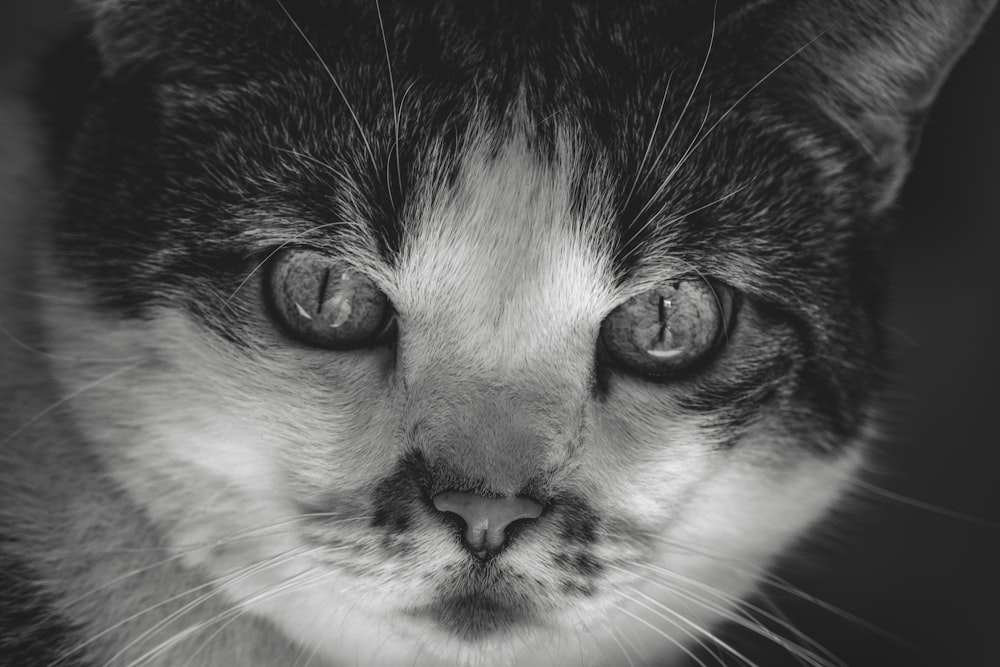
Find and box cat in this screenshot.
[1,0,996,666]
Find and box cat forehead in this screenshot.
[283,118,704,312]
[390,131,621,340]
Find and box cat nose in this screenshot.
[432,491,544,559]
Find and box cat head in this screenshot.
[44,1,994,664]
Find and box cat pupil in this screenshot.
[646,297,682,359]
[315,268,332,314]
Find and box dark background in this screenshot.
[2,2,998,666]
[776,10,1000,667]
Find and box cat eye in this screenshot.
[266,249,394,349]
[600,279,734,378]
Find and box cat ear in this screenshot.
[71,0,175,74]
[71,0,256,75]
[773,0,996,208]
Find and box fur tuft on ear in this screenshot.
[776,0,997,207]
[70,0,263,79]
[71,0,176,75]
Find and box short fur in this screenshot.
[0,1,995,666]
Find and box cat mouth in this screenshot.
[410,593,538,640]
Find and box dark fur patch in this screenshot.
[0,541,90,667]
[553,495,600,545]
[424,564,540,639]
[553,551,603,578]
[423,593,527,639]
[370,449,435,533]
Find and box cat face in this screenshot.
[42,1,994,664]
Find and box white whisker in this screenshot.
[273,0,379,173]
[632,1,718,202]
[625,567,841,667]
[849,477,1000,529]
[58,513,361,613]
[605,624,641,667]
[132,564,340,667]
[623,72,674,208]
[0,361,143,450]
[628,534,915,657]
[652,175,758,231]
[56,546,320,667]
[612,599,711,667]
[650,32,824,212]
[269,145,354,184]
[615,576,760,667]
[375,0,403,197]
[0,323,143,364]
[620,100,713,251]
[220,221,346,310]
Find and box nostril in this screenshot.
[431,491,544,559]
